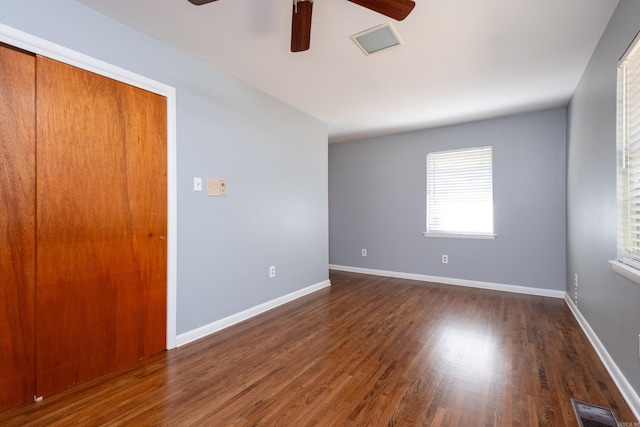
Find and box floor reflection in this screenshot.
[438,324,498,383]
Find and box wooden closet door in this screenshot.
[0,45,36,412]
[35,56,167,397]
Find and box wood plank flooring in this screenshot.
[1,270,636,426]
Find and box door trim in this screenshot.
[0,23,178,349]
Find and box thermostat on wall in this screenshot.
[207,178,227,196]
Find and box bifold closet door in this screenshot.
[35,56,168,397]
[0,45,36,412]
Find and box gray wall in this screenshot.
[567,0,640,394]
[0,0,328,335]
[329,108,566,291]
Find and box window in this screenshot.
[616,32,640,270]
[425,146,494,238]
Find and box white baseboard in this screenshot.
[329,265,565,298]
[564,295,640,421]
[176,279,331,347]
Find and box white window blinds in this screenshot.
[617,32,640,266]
[426,146,494,237]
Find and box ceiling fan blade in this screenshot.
[291,0,313,52]
[187,0,218,5]
[347,0,415,21]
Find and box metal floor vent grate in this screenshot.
[572,399,620,427]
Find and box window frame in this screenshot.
[424,145,495,240]
[613,30,640,285]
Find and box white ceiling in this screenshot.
[78,0,619,143]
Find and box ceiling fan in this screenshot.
[187,0,415,52]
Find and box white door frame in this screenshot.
[0,23,178,349]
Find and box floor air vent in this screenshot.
[572,399,620,427]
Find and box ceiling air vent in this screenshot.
[351,22,403,56]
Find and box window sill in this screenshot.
[609,260,640,287]
[423,232,496,240]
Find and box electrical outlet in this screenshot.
[362,249,367,257]
[269,266,276,278]
[442,254,448,264]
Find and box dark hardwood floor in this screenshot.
[1,270,636,426]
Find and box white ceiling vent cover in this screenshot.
[351,22,403,56]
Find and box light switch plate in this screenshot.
[194,177,202,191]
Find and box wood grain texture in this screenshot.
[0,45,36,412]
[0,271,635,424]
[291,1,313,52]
[348,0,415,21]
[34,56,167,398]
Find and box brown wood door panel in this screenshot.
[0,45,37,412]
[35,56,167,397]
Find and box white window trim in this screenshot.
[424,146,495,239]
[422,232,496,239]
[612,30,640,287]
[610,260,640,286]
